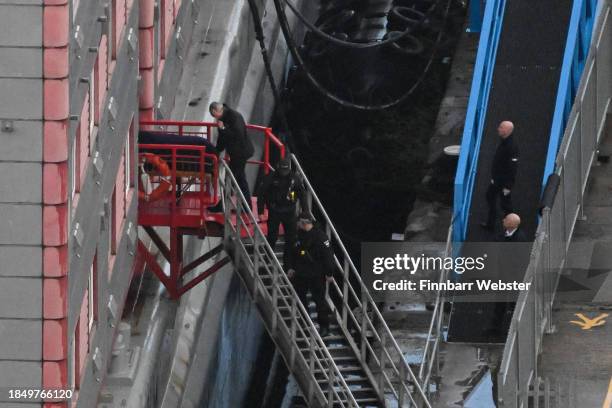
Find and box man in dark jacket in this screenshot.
[209,102,255,200]
[499,213,527,242]
[482,121,519,230]
[257,157,306,263]
[489,212,527,406]
[286,213,335,337]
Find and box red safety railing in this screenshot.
[140,120,285,174]
[137,119,286,298]
[138,143,219,227]
[246,124,286,174]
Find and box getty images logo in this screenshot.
[372,253,487,275]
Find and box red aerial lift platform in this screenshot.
[137,120,285,298]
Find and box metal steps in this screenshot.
[220,158,431,407]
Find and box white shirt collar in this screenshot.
[505,228,517,237]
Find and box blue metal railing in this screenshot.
[542,0,600,191]
[453,0,507,242]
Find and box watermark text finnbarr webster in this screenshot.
[361,242,534,302]
[371,278,531,291]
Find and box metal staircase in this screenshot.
[220,156,431,407]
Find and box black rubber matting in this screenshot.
[447,0,573,343]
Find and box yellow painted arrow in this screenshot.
[569,313,608,330]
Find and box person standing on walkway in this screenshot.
[482,121,519,230]
[286,213,335,337]
[499,213,527,242]
[488,212,529,404]
[257,157,306,264]
[209,102,255,200]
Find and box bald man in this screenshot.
[499,213,527,242]
[482,121,520,230]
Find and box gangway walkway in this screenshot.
[220,155,431,407]
[447,0,574,343]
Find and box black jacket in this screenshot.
[498,228,527,242]
[497,228,530,278]
[257,172,306,214]
[287,226,335,278]
[215,105,254,160]
[491,135,519,189]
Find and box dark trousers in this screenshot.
[229,156,251,202]
[292,274,330,331]
[267,210,297,265]
[486,183,513,226]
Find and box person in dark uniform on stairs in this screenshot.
[209,102,255,201]
[286,212,335,337]
[257,157,306,264]
[481,121,520,230]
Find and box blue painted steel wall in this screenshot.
[453,0,507,242]
[543,0,599,190]
[454,0,600,243]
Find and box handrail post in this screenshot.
[264,129,270,174]
[360,291,368,362]
[290,296,297,370]
[378,332,387,400]
[342,259,349,328]
[399,362,405,407]
[272,265,278,335]
[327,363,335,408]
[253,232,261,304]
[308,333,316,406]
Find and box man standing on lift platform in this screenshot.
[481,121,520,230]
[209,102,255,201]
